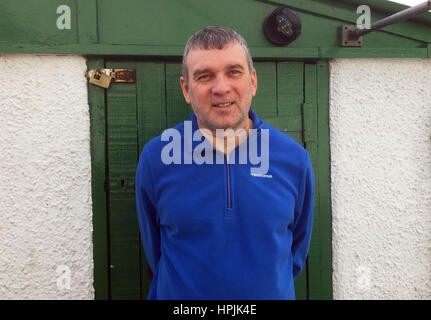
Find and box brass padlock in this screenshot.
[87,69,113,88]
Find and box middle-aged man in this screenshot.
[135,26,315,300]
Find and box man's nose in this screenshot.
[211,75,231,95]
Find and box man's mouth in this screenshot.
[213,102,234,108]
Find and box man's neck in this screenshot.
[199,117,253,156]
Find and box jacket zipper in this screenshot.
[225,158,232,209]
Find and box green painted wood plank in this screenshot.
[109,194,138,214]
[262,116,303,145]
[283,131,303,146]
[253,62,277,119]
[260,61,307,298]
[137,62,167,150]
[261,60,306,298]
[97,0,272,46]
[87,57,109,300]
[276,62,304,131]
[294,267,308,300]
[140,245,152,299]
[107,140,137,165]
[315,60,333,300]
[76,0,98,44]
[251,47,320,58]
[320,47,428,58]
[165,63,193,128]
[303,63,323,300]
[0,43,318,57]
[0,0,78,44]
[106,60,141,300]
[136,61,167,299]
[0,43,428,59]
[0,44,186,55]
[301,61,333,300]
[293,141,307,301]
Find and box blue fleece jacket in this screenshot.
[135,109,314,300]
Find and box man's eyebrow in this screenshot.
[227,64,246,70]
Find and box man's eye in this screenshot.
[230,70,242,75]
[197,74,209,81]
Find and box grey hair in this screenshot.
[182,26,254,82]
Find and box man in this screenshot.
[135,26,314,300]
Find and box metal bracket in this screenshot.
[339,25,363,47]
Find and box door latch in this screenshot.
[87,69,136,88]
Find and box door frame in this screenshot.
[87,56,332,300]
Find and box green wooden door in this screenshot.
[103,58,331,300]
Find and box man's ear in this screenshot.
[251,69,257,97]
[180,76,191,104]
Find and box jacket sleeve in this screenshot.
[135,149,161,274]
[291,150,315,279]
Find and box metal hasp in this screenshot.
[339,0,431,47]
[87,69,136,88]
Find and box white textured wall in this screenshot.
[0,55,94,299]
[330,59,431,299]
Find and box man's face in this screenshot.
[180,43,257,132]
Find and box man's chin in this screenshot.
[208,120,241,131]
[196,112,248,132]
